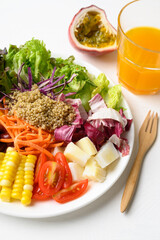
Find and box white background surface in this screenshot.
[0,0,160,239]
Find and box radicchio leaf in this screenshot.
[119,108,133,131]
[54,125,76,142]
[84,122,106,150]
[109,134,130,157]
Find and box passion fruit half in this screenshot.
[68,5,117,55]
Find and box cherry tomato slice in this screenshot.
[55,152,72,189]
[53,179,88,204]
[34,153,47,184]
[32,183,50,201]
[39,161,65,196]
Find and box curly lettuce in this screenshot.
[5,39,53,82]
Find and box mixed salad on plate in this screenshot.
[0,39,132,206]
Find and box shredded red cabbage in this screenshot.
[12,64,77,99]
[28,67,32,91]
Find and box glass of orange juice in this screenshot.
[117,0,160,94]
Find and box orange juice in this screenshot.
[117,27,160,94]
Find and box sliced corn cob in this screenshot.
[0,148,20,202]
[0,153,5,168]
[21,155,37,206]
[0,150,20,187]
[0,148,14,192]
[11,155,26,200]
[0,152,5,191]
[0,186,12,202]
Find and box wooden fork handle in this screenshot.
[120,149,145,213]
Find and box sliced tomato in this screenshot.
[55,152,72,189]
[53,179,88,204]
[34,153,47,184]
[32,184,50,201]
[39,161,65,196]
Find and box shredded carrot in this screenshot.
[6,125,26,129]
[0,119,15,140]
[48,142,64,148]
[0,138,14,143]
[16,139,55,160]
[0,113,64,159]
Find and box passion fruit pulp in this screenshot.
[68,5,117,55]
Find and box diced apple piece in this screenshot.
[68,162,84,181]
[83,158,107,182]
[51,146,65,156]
[95,142,119,168]
[64,142,90,167]
[76,137,97,156]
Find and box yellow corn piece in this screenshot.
[0,153,5,190]
[0,153,5,193]
[0,153,5,167]
[21,155,37,206]
[11,155,26,200]
[0,148,14,187]
[0,186,12,202]
[0,149,20,187]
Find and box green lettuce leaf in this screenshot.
[5,39,53,82]
[104,84,122,109]
[91,73,109,97]
[76,82,95,111]
[53,56,94,93]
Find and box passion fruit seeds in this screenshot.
[68,5,117,55]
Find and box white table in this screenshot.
[0,0,160,239]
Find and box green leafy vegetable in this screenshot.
[0,48,17,94]
[52,56,96,110]
[5,39,53,82]
[5,45,19,68]
[76,82,95,111]
[91,73,109,97]
[91,73,122,110]
[104,84,122,109]
[53,56,95,93]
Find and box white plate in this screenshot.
[0,57,134,218]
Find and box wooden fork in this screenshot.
[121,110,158,213]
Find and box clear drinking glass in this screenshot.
[117,0,160,94]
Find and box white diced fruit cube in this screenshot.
[68,162,84,182]
[95,142,120,168]
[76,137,97,156]
[52,146,65,156]
[64,142,90,167]
[83,158,107,182]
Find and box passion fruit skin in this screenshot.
[68,5,117,56]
